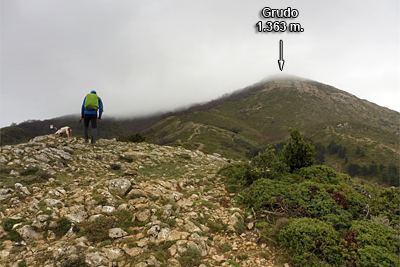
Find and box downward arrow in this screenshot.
[278,40,285,71]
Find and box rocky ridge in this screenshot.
[0,135,283,267]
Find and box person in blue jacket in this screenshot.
[81,90,103,145]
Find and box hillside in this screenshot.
[0,135,286,267]
[142,77,399,185]
[1,76,399,186]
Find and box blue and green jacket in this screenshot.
[81,94,104,119]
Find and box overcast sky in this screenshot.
[1,0,399,128]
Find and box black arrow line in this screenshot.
[278,40,285,71]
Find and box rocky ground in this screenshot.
[0,135,287,267]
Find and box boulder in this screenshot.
[109,228,128,239]
[17,225,42,242]
[109,178,131,196]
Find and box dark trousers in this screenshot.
[84,113,97,144]
[84,113,97,128]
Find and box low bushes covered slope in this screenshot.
[220,128,399,267]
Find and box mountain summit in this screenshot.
[1,76,398,184]
[142,77,398,176]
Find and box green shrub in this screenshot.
[119,155,134,163]
[51,217,73,238]
[295,165,347,184]
[60,256,89,267]
[250,145,289,179]
[9,229,23,242]
[356,246,399,267]
[221,242,232,253]
[227,260,241,267]
[110,164,121,170]
[1,218,23,232]
[78,216,117,244]
[36,170,51,180]
[369,187,400,226]
[278,218,344,266]
[233,221,247,235]
[350,220,399,255]
[237,254,248,260]
[113,209,135,229]
[179,249,201,267]
[218,162,257,192]
[117,132,146,143]
[207,220,225,233]
[243,179,345,219]
[279,128,315,173]
[20,167,39,176]
[155,249,167,263]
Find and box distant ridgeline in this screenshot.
[1,76,399,187]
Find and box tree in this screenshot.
[368,161,378,176]
[280,128,315,173]
[251,145,289,179]
[338,147,347,158]
[117,132,146,143]
[347,163,360,177]
[328,141,340,154]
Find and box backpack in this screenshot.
[84,93,99,110]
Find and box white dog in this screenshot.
[52,125,72,138]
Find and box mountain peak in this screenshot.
[258,73,312,83]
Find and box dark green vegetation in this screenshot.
[117,132,146,143]
[2,76,398,186]
[219,128,400,267]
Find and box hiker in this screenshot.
[81,90,103,145]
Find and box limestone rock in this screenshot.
[64,205,87,223]
[147,225,160,238]
[137,209,151,222]
[15,183,30,196]
[52,246,77,260]
[137,238,149,247]
[109,178,131,196]
[17,225,42,242]
[102,206,115,213]
[167,258,181,267]
[157,228,170,242]
[75,236,90,247]
[229,212,244,225]
[104,248,123,260]
[85,251,109,267]
[166,230,190,241]
[147,255,161,267]
[0,188,14,200]
[177,198,193,207]
[122,245,142,257]
[0,225,6,239]
[127,188,147,198]
[184,219,201,232]
[44,199,62,209]
[189,233,209,256]
[109,228,128,239]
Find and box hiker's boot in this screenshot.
[91,128,97,145]
[84,126,89,143]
